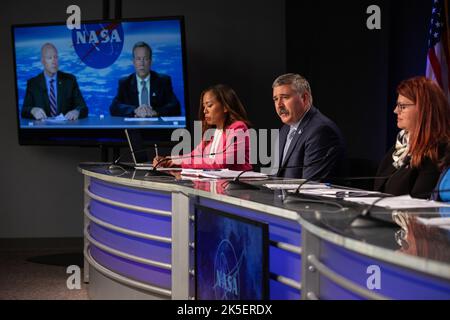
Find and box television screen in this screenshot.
[195,205,269,300]
[12,16,188,145]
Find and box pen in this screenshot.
[335,191,379,198]
[154,144,159,157]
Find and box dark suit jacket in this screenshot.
[277,106,346,180]
[374,144,443,199]
[109,71,181,117]
[21,71,88,119]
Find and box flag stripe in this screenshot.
[429,47,444,86]
[426,0,450,99]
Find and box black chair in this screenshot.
[342,158,379,190]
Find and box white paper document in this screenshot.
[135,167,183,171]
[44,114,67,122]
[263,184,305,190]
[417,217,450,226]
[264,183,450,210]
[342,195,450,209]
[181,169,268,179]
[161,117,186,122]
[263,182,329,191]
[124,117,159,122]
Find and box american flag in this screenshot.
[426,0,450,99]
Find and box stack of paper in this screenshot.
[181,169,268,179]
[417,217,450,226]
[263,183,450,209]
[343,195,450,209]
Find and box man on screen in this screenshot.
[109,41,181,118]
[21,43,88,121]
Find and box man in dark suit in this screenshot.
[21,43,88,120]
[273,73,345,180]
[109,41,181,117]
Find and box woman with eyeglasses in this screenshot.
[374,76,450,199]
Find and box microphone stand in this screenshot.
[153,136,238,172]
[225,169,261,190]
[352,188,450,227]
[227,148,337,191]
[108,148,150,171]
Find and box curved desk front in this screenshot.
[79,164,450,300]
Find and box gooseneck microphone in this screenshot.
[225,169,261,190]
[333,163,432,227]
[226,147,337,191]
[358,188,450,224]
[108,148,150,171]
[287,169,400,226]
[292,173,396,195]
[293,157,414,195]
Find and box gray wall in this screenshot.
[0,0,286,238]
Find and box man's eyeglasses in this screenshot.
[394,102,415,112]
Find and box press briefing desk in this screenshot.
[78,164,450,300]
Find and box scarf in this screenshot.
[392,130,410,169]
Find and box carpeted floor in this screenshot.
[0,240,89,300]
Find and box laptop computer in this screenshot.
[124,129,154,170]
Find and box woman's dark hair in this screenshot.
[397,76,450,168]
[198,84,250,136]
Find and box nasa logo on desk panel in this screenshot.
[213,239,243,299]
[72,23,124,69]
[195,206,268,300]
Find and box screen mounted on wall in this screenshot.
[12,16,189,145]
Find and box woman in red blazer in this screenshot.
[154,84,253,171]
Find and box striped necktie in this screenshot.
[49,79,57,117]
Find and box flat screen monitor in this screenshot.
[195,205,269,300]
[12,16,189,145]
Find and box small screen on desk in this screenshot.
[195,205,269,300]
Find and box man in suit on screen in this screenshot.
[109,41,181,118]
[21,43,88,120]
[273,73,345,180]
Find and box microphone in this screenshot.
[153,136,238,171]
[226,147,337,191]
[359,188,450,221]
[293,158,413,196]
[224,169,261,190]
[347,187,450,229]
[278,162,402,215]
[108,148,150,171]
[292,173,395,196]
[282,172,397,224]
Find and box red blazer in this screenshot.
[181,121,253,171]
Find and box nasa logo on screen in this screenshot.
[72,23,124,69]
[213,239,244,300]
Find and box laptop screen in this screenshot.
[125,129,150,164]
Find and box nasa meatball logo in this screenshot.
[213,239,244,300]
[72,23,124,69]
